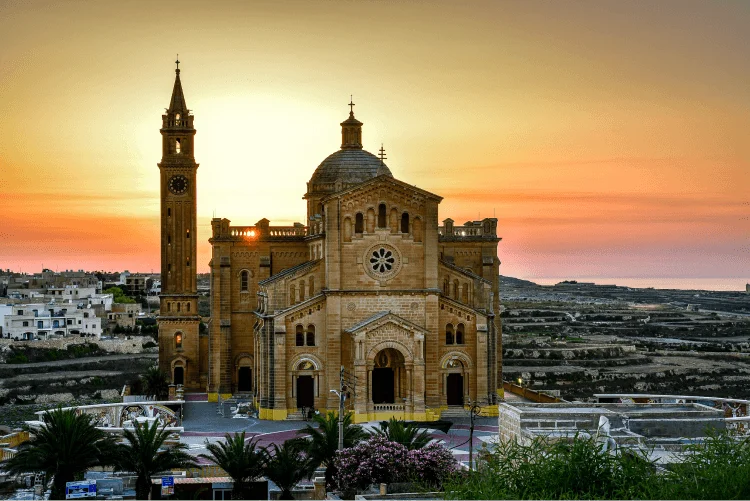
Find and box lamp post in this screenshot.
[466,400,483,471]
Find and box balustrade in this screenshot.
[373,403,405,412]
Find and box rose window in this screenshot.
[363,243,402,280]
[370,248,395,273]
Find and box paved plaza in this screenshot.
[180,401,499,466]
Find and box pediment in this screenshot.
[345,311,427,340]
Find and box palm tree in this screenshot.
[261,439,315,500]
[297,411,367,486]
[374,417,431,449]
[141,365,170,400]
[199,432,265,500]
[4,407,116,500]
[112,419,197,500]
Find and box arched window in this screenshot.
[167,302,171,312]
[299,281,305,301]
[443,279,449,295]
[306,325,315,346]
[355,213,364,234]
[401,212,409,234]
[309,277,314,297]
[377,203,387,228]
[462,283,469,304]
[446,323,454,345]
[175,138,181,154]
[452,280,459,299]
[175,332,183,349]
[240,270,249,292]
[290,285,296,304]
[296,325,304,346]
[186,302,190,312]
[456,323,465,345]
[177,302,181,313]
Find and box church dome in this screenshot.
[307,101,392,195]
[310,148,391,189]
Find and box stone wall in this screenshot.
[0,336,154,354]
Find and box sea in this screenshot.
[528,277,749,292]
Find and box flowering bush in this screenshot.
[335,435,410,492]
[408,442,459,487]
[335,435,458,494]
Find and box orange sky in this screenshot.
[0,0,748,280]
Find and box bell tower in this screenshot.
[157,57,201,389]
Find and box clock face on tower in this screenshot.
[168,175,189,195]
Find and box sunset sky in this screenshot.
[0,0,748,283]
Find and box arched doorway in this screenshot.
[372,348,405,404]
[295,360,316,409]
[238,367,252,392]
[447,373,464,405]
[173,366,184,385]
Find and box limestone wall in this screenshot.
[0,336,155,354]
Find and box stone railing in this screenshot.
[439,218,498,239]
[230,226,258,238]
[229,225,307,239]
[374,404,405,412]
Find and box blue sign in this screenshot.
[162,476,174,487]
[66,480,97,499]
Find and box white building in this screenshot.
[2,302,103,340]
[46,285,98,302]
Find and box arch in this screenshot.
[366,340,414,364]
[413,217,423,242]
[289,285,296,304]
[186,302,190,312]
[239,269,250,292]
[295,324,304,346]
[445,323,454,345]
[234,352,253,367]
[174,331,183,349]
[461,282,469,304]
[439,351,473,369]
[177,302,181,313]
[401,212,410,234]
[299,280,305,301]
[366,208,375,233]
[355,213,364,234]
[308,276,315,297]
[343,216,352,242]
[456,323,465,345]
[289,353,323,372]
[443,279,449,295]
[378,203,387,228]
[306,324,315,346]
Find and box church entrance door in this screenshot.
[447,373,463,406]
[238,367,252,392]
[296,376,314,409]
[174,366,184,386]
[372,368,395,404]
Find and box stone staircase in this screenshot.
[440,406,469,419]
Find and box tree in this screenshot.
[102,286,136,304]
[4,407,116,500]
[199,432,265,500]
[141,365,170,400]
[112,420,197,500]
[297,411,367,487]
[261,439,315,500]
[373,417,431,450]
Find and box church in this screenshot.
[157,63,502,421]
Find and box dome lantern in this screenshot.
[341,96,363,149]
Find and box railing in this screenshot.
[0,430,30,449]
[374,404,405,412]
[439,224,496,238]
[503,381,563,403]
[229,225,307,238]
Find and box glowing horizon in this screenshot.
[0,1,747,281]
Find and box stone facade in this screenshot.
[157,66,502,421]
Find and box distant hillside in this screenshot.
[500,275,539,287]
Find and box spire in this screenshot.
[168,55,188,113]
[340,96,363,149]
